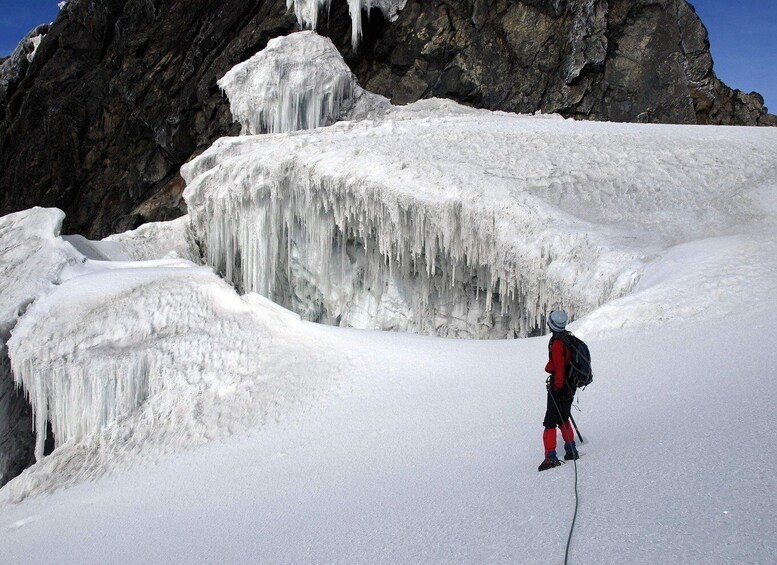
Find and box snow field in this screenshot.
[0,305,775,563]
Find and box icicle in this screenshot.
[285,1,406,50]
[185,153,617,338]
[15,353,152,461]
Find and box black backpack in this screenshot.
[552,332,593,390]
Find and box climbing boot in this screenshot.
[538,451,562,472]
[564,441,579,461]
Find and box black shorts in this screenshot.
[543,389,573,429]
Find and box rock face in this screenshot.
[0,351,36,489]
[0,0,774,238]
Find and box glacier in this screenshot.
[191,31,777,339]
[1,29,776,514]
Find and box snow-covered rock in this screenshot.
[0,25,49,104]
[219,31,389,135]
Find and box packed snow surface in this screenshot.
[1,303,776,563]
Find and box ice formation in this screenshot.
[26,34,45,63]
[187,34,777,339]
[1,213,342,490]
[0,209,78,485]
[219,32,388,135]
[286,0,407,49]
[184,122,626,339]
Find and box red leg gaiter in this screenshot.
[543,428,557,455]
[560,420,574,443]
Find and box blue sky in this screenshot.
[0,0,775,112]
[0,1,59,54]
[691,0,777,112]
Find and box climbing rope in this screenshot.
[549,391,581,565]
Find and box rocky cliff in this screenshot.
[1,0,774,238]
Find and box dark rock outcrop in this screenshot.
[0,345,35,488]
[0,0,774,238]
[348,0,776,125]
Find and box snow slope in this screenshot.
[0,305,775,564]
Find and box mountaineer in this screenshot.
[538,310,580,472]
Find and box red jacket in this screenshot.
[545,337,571,391]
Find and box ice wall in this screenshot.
[219,32,388,135]
[0,208,76,485]
[286,0,407,49]
[185,173,602,338]
[182,111,656,339]
[5,256,341,497]
[188,36,777,339]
